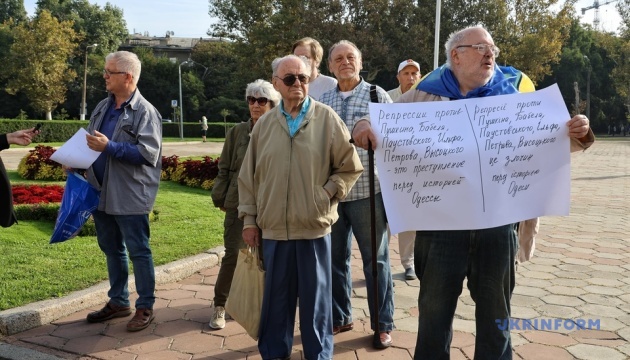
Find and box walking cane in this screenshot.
[367,139,381,348]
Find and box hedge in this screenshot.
[0,119,236,142]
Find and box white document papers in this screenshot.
[50,128,101,169]
[370,84,571,233]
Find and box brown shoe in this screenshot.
[86,302,131,323]
[126,308,154,332]
[332,322,354,335]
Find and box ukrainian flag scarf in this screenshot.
[417,64,528,99]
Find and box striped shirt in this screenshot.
[319,79,392,201]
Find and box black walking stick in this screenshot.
[367,139,381,348]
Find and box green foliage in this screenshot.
[17,145,66,181]
[539,22,629,132]
[3,10,81,119]
[134,49,180,119]
[206,96,248,123]
[36,0,128,55]
[192,41,245,99]
[54,108,70,120]
[0,119,92,143]
[0,0,27,24]
[16,109,27,120]
[14,203,60,221]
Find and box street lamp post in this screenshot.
[80,44,98,120]
[178,59,191,140]
[178,59,208,140]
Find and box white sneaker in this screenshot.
[209,306,226,329]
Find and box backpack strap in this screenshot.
[369,84,379,103]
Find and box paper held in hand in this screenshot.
[50,128,101,169]
[370,84,572,233]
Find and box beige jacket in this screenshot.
[238,99,363,240]
[393,89,596,262]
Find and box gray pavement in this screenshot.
[0,138,629,359]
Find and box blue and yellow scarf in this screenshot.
[417,64,534,98]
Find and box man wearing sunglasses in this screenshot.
[238,54,363,360]
[351,25,594,359]
[319,40,395,350]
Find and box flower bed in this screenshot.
[12,184,64,205]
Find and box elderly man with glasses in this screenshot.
[351,26,594,359]
[238,54,362,360]
[78,51,163,332]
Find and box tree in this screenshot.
[209,0,574,89]
[192,41,245,100]
[0,0,27,24]
[3,10,80,120]
[36,0,127,54]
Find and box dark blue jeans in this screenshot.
[413,225,517,360]
[331,194,394,332]
[93,211,156,310]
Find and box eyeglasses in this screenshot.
[246,96,269,106]
[274,74,310,86]
[103,69,128,76]
[456,44,500,57]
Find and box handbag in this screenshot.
[225,246,265,340]
[50,172,100,243]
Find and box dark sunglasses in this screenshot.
[247,96,269,106]
[274,74,310,86]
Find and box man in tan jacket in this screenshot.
[238,54,362,360]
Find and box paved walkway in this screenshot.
[0,139,628,359]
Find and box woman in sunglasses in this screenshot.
[209,79,281,330]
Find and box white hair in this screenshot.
[245,79,281,108]
[105,51,141,86]
[444,25,491,68]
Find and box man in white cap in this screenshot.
[387,59,421,101]
[387,59,422,280]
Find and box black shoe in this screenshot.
[373,331,393,349]
[87,302,132,323]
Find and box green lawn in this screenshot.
[0,174,224,311]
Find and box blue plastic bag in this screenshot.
[50,172,100,244]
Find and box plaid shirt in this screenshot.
[319,79,392,202]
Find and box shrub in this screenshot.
[161,155,179,180]
[17,145,65,181]
[161,155,219,190]
[14,203,60,221]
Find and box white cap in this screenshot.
[397,59,420,73]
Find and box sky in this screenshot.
[23,0,624,38]
[574,0,624,34]
[23,0,213,38]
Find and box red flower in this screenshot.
[11,184,65,205]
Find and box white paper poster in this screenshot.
[370,84,571,233]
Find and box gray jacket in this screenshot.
[86,90,162,215]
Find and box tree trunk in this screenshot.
[46,111,52,120]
